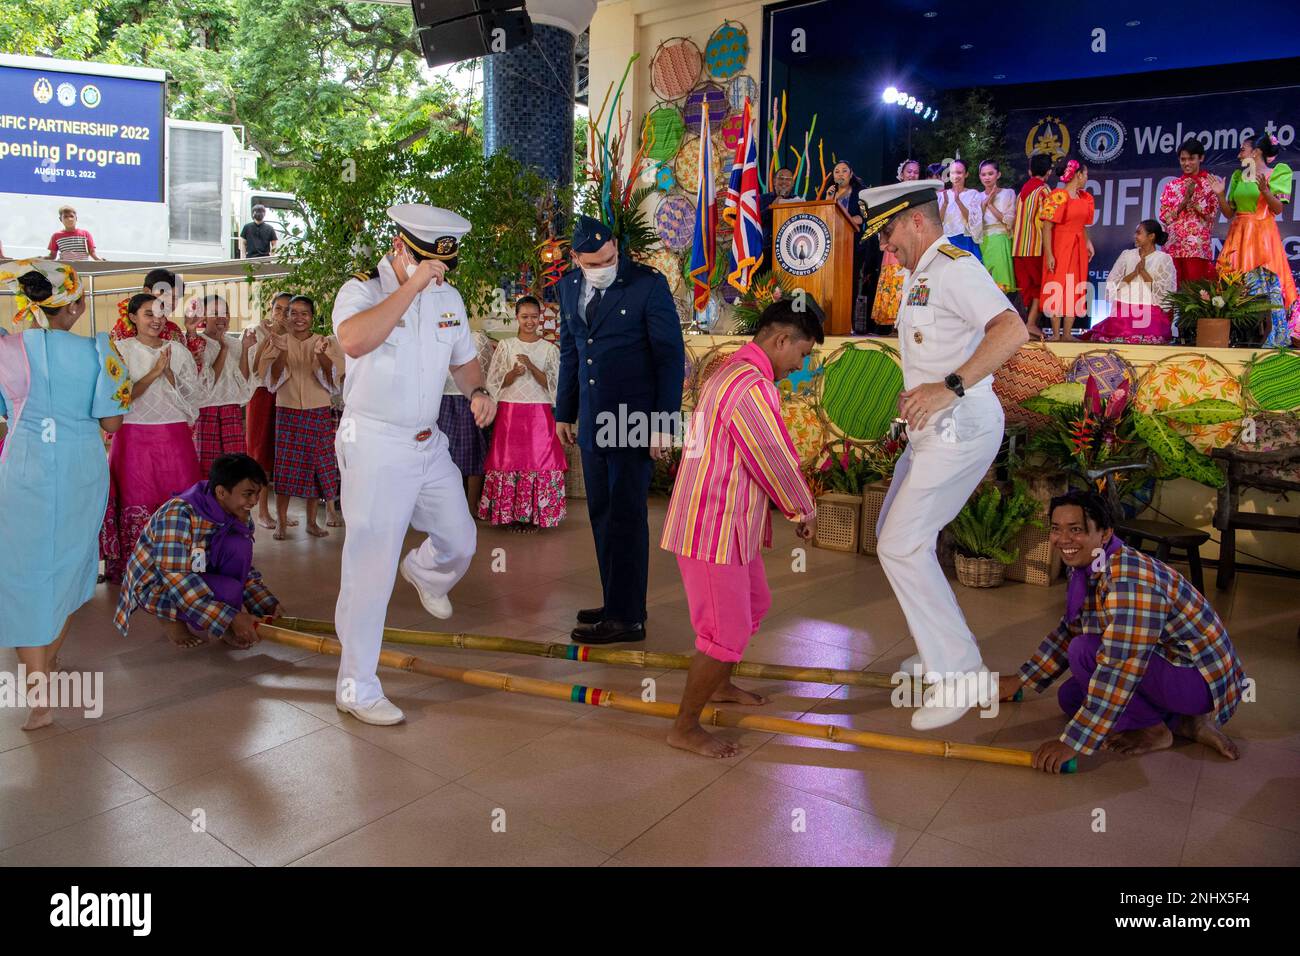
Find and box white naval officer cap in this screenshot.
[387,203,471,261]
[857,179,944,238]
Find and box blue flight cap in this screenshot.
[571,215,614,254]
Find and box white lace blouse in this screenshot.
[444,330,497,396]
[199,333,258,409]
[485,336,559,405]
[117,337,208,426]
[979,187,1017,237]
[939,188,985,242]
[1105,248,1177,309]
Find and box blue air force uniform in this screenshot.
[556,218,684,635]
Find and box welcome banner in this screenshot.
[1005,85,1300,318]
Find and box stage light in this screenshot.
[914,102,923,114]
[923,10,938,17]
[960,43,973,50]
[923,107,931,119]
[894,90,907,106]
[932,110,939,122]
[882,86,898,104]
[906,96,916,108]
[1126,20,1141,26]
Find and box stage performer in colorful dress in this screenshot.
[247,291,291,529]
[115,453,279,650]
[331,204,495,726]
[1214,133,1297,339]
[1159,137,1221,287]
[977,159,1017,293]
[870,159,922,330]
[193,294,259,475]
[109,267,205,371]
[255,295,344,540]
[478,295,566,531]
[556,215,684,646]
[102,293,207,585]
[998,491,1246,773]
[859,180,1029,730]
[660,299,820,757]
[937,160,984,261]
[439,326,495,511]
[1040,159,1095,340]
[1012,151,1054,338]
[0,259,131,730]
[1086,220,1177,344]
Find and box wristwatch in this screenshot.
[944,373,965,398]
[470,386,491,401]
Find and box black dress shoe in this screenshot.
[576,606,604,625]
[570,620,645,645]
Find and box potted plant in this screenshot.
[948,479,1044,587]
[810,440,881,552]
[857,434,908,554]
[1165,272,1273,348]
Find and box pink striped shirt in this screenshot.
[661,341,816,564]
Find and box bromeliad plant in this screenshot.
[949,479,1044,565]
[1023,375,1233,489]
[731,272,799,335]
[813,439,882,496]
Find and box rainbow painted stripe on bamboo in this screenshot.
[570,685,609,706]
[562,646,593,662]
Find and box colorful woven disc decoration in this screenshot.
[1243,350,1300,411]
[682,82,729,136]
[720,112,745,152]
[654,163,676,192]
[1067,350,1137,401]
[653,194,696,252]
[644,247,684,295]
[650,38,703,102]
[642,104,686,163]
[993,344,1067,430]
[705,22,749,79]
[726,75,758,113]
[820,347,904,441]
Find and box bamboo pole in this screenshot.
[275,616,905,690]
[258,624,1074,773]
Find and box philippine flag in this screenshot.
[688,111,717,312]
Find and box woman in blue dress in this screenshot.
[0,259,132,729]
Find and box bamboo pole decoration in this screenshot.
[275,616,905,691]
[258,623,1075,774]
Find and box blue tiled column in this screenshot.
[483,24,575,187]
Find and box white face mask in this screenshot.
[582,262,618,290]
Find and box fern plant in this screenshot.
[949,479,1044,564]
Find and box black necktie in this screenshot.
[585,288,602,327]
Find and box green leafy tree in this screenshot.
[912,89,1015,180]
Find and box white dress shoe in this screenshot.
[910,702,973,731]
[400,551,452,619]
[909,668,995,731]
[337,697,405,725]
[900,653,923,674]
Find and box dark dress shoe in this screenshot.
[570,620,645,645]
[576,606,604,625]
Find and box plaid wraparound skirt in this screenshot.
[246,386,276,476]
[274,405,340,500]
[437,394,489,476]
[195,404,247,477]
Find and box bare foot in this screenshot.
[287,516,300,527]
[667,724,740,758]
[1175,714,1240,760]
[306,524,328,538]
[326,513,344,527]
[1027,325,1045,341]
[710,681,769,706]
[273,523,288,541]
[257,513,276,530]
[22,708,54,731]
[163,620,206,649]
[1102,723,1173,756]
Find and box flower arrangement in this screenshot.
[812,439,881,496]
[859,434,907,482]
[649,443,684,497]
[1164,271,1273,342]
[730,272,799,335]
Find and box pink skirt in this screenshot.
[100,421,202,583]
[478,402,567,527]
[1083,303,1173,345]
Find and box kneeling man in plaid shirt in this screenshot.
[999,490,1247,773]
[115,453,281,649]
[659,299,821,758]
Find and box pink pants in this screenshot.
[676,554,771,662]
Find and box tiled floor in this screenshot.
[2,500,1297,866]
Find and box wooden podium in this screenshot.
[769,199,858,335]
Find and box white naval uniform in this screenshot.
[331,257,478,707]
[875,236,1012,677]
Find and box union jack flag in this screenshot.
[688,111,717,312]
[723,99,765,294]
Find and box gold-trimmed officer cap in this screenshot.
[857,179,943,238]
[387,203,471,261]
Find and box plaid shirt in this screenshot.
[113,498,278,638]
[1019,545,1245,755]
